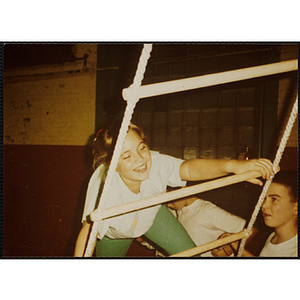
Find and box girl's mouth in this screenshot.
[134,163,147,173]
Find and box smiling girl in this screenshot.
[74,118,274,257]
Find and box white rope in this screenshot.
[83,44,153,257]
[237,95,298,257]
[82,44,296,257]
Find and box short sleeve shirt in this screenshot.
[82,151,186,239]
[259,232,298,257]
[174,199,246,256]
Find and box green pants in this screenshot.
[95,205,196,257]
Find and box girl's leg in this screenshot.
[144,205,196,256]
[96,236,134,257]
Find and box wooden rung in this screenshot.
[123,60,297,100]
[170,230,248,257]
[90,170,261,222]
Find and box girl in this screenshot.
[74,119,274,257]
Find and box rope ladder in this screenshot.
[84,44,298,257]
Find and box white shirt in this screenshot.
[82,151,186,239]
[259,232,298,257]
[172,199,246,257]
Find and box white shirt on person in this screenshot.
[171,199,246,257]
[82,151,186,239]
[259,232,298,257]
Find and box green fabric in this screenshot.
[96,236,134,257]
[144,204,196,255]
[95,205,196,257]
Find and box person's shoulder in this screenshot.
[189,198,206,208]
[88,165,102,183]
[150,150,169,159]
[285,233,298,244]
[197,198,217,209]
[150,151,168,164]
[183,199,206,213]
[150,150,184,163]
[198,199,238,217]
[150,150,159,159]
[90,164,106,181]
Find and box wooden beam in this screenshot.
[170,230,248,257]
[90,171,261,222]
[123,59,297,101]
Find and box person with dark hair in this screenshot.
[167,190,257,257]
[215,170,298,257]
[74,118,274,257]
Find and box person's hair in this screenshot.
[272,170,297,203]
[92,118,147,170]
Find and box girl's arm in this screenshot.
[74,221,93,257]
[179,158,274,186]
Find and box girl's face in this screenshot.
[262,183,297,229]
[116,129,151,192]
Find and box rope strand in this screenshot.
[237,95,298,257]
[83,44,153,257]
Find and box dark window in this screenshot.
[132,44,280,160]
[4,44,76,69]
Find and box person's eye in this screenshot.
[122,154,131,160]
[140,144,146,150]
[272,197,278,202]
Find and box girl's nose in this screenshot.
[134,152,143,163]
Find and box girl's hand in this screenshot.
[230,158,276,186]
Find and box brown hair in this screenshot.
[92,118,147,170]
[272,170,298,203]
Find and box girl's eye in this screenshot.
[271,197,278,202]
[122,154,131,160]
[140,144,146,150]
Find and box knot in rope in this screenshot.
[90,207,103,222]
[122,84,140,104]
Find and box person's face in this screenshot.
[262,183,297,229]
[116,129,151,190]
[167,199,187,211]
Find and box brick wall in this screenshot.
[4,44,97,146]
